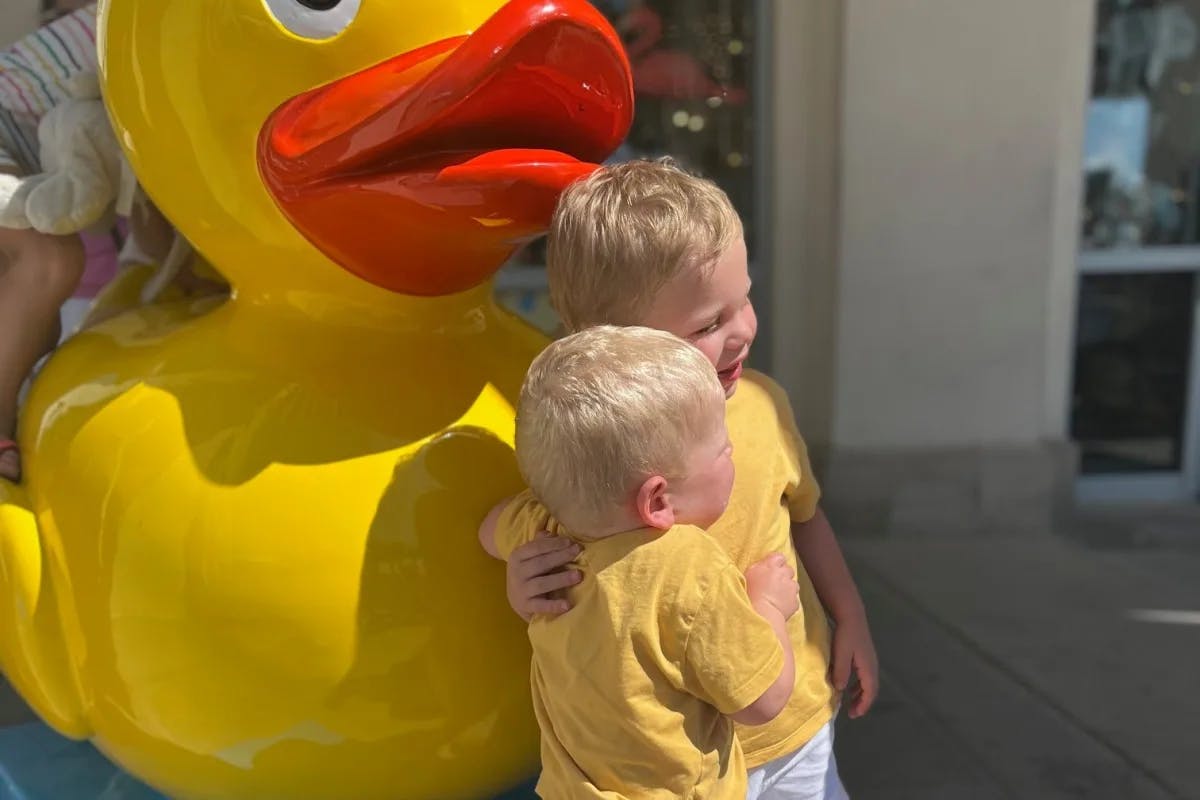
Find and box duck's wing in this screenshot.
[0,481,88,738]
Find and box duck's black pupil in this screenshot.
[297,0,341,9]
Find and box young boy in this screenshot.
[480,324,802,799]
[497,159,877,798]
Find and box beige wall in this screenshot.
[1,0,40,49]
[767,0,843,451]
[770,0,1093,452]
[835,0,1093,449]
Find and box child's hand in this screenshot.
[831,611,878,719]
[506,532,582,622]
[744,553,800,619]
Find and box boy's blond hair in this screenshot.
[516,325,725,532]
[547,158,743,332]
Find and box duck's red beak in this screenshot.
[258,0,633,297]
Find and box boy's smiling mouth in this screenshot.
[717,358,745,385]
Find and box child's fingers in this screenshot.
[514,532,573,562]
[525,570,582,600]
[515,539,581,580]
[854,659,879,716]
[846,684,866,718]
[517,549,581,582]
[525,597,572,617]
[748,552,785,569]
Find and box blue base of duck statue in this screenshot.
[0,721,537,799]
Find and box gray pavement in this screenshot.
[837,528,1200,800]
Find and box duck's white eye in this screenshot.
[262,0,361,40]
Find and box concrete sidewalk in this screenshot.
[836,531,1200,800]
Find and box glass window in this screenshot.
[1083,0,1200,249]
[1071,272,1195,473]
[497,0,760,333]
[1075,2,1200,490]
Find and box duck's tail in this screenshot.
[0,480,89,738]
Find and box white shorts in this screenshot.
[745,719,849,800]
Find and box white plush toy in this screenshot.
[0,70,200,311]
[0,72,136,237]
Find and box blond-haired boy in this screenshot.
[480,325,801,799]
[498,159,876,799]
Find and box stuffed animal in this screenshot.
[0,71,131,236]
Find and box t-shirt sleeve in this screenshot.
[679,562,785,716]
[784,425,821,523]
[764,378,822,523]
[0,81,33,174]
[0,8,101,176]
[492,489,556,561]
[0,99,19,170]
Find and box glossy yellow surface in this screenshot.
[0,0,593,797]
[7,292,545,799]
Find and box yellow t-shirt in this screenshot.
[719,368,837,765]
[494,502,785,800]
[496,368,836,768]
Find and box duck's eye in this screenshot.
[262,0,361,40]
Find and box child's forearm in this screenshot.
[477,500,509,560]
[755,603,796,709]
[730,604,795,725]
[790,507,866,624]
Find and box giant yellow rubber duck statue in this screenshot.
[0,1,632,797]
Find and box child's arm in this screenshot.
[730,606,793,725]
[504,537,581,620]
[791,507,878,718]
[680,551,798,726]
[730,553,799,725]
[477,500,507,560]
[768,371,880,719]
[477,492,582,621]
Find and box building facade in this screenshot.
[767,0,1198,532]
[766,0,1092,535]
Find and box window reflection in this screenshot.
[498,0,759,333]
[1083,1,1200,248]
[1072,272,1195,473]
[608,0,757,253]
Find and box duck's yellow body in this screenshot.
[2,291,544,798]
[0,1,632,797]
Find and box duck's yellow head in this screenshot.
[98,0,632,303]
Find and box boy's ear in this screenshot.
[635,475,675,531]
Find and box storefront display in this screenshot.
[497,0,760,332]
[1075,0,1200,498]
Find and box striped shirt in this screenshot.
[0,4,98,176]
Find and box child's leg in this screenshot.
[0,226,86,480]
[747,720,849,800]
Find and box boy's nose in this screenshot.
[729,305,757,347]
